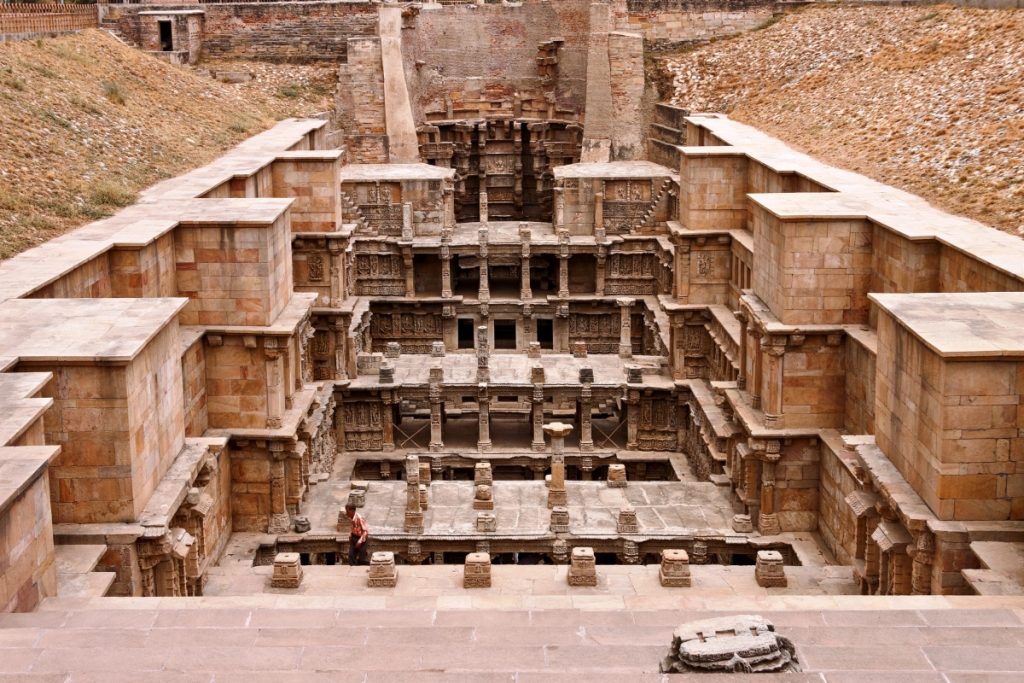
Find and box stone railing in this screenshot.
[0,3,97,38]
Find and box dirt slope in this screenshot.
[0,30,336,259]
[660,6,1024,238]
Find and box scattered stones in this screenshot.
[732,514,754,533]
[755,550,787,588]
[659,549,691,587]
[660,615,800,673]
[616,505,638,534]
[567,546,597,587]
[367,551,398,588]
[270,552,303,588]
[463,552,492,588]
[476,512,497,532]
[607,464,627,488]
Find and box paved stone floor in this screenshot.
[2,594,1024,681]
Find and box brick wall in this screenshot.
[623,0,778,48]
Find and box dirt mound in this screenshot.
[0,30,336,259]
[660,6,1024,238]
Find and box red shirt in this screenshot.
[350,512,368,539]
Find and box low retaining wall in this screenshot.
[0,4,98,42]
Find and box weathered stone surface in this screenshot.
[661,615,801,673]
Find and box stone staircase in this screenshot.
[53,544,113,600]
[98,21,137,49]
[340,189,369,233]
[634,177,675,232]
[2,592,1024,679]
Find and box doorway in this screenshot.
[158,20,173,52]
[457,318,475,349]
[494,320,517,350]
[536,318,553,349]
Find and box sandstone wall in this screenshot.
[0,460,56,613]
[623,0,778,48]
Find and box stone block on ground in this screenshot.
[659,548,691,587]
[463,552,492,588]
[367,551,398,588]
[755,550,787,588]
[732,513,754,533]
[607,464,627,488]
[270,552,303,589]
[660,614,800,673]
[568,546,597,587]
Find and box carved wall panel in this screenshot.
[605,253,658,295]
[637,396,678,451]
[342,401,384,451]
[354,253,406,296]
[567,313,620,354]
[369,309,443,353]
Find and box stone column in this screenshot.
[594,191,604,235]
[625,389,639,450]
[479,188,489,223]
[404,454,423,533]
[478,226,490,302]
[735,310,748,389]
[544,421,572,508]
[553,187,564,228]
[579,381,594,452]
[519,224,532,300]
[428,366,444,452]
[864,516,880,594]
[333,320,349,380]
[750,329,763,410]
[558,230,570,298]
[403,248,415,298]
[676,242,690,303]
[595,248,607,295]
[328,241,345,307]
[440,228,453,298]
[381,391,395,452]
[762,337,785,428]
[476,324,489,383]
[264,340,285,429]
[401,201,414,241]
[909,532,934,596]
[268,443,290,533]
[477,383,492,452]
[757,442,781,536]
[617,298,635,358]
[531,367,546,452]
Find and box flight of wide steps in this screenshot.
[2,593,1024,680]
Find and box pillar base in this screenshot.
[618,345,632,358]
[404,512,424,533]
[268,513,291,534]
[579,441,594,452]
[763,412,783,428]
[429,442,444,453]
[531,442,546,452]
[477,441,492,453]
[758,512,781,536]
[382,444,395,453]
[547,489,568,508]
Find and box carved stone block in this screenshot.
[474,462,493,486]
[463,552,492,588]
[367,551,398,588]
[379,363,394,384]
[626,366,643,384]
[660,615,801,673]
[579,366,594,384]
[568,546,597,586]
[755,550,787,588]
[384,342,401,359]
[431,341,446,357]
[473,484,494,510]
[527,341,542,358]
[690,540,709,565]
[550,505,570,533]
[732,514,754,533]
[477,512,497,532]
[659,549,691,587]
[270,552,303,589]
[607,464,627,488]
[572,341,587,358]
[617,505,639,534]
[419,484,429,510]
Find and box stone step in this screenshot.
[54,544,106,576]
[55,571,116,600]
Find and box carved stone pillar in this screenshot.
[478,226,490,302]
[440,229,453,298]
[428,378,444,453]
[757,442,782,536]
[544,421,572,508]
[519,224,532,300]
[381,392,395,452]
[863,516,880,594]
[557,230,570,298]
[479,188,489,223]
[735,310,748,390]
[553,187,564,228]
[328,242,344,307]
[617,297,635,358]
[268,444,291,533]
[910,532,934,596]
[531,384,545,453]
[762,337,785,428]
[596,248,607,295]
[580,455,593,481]
[403,247,415,298]
[401,201,414,241]
[477,384,492,452]
[594,191,604,233]
[750,329,763,410]
[333,320,349,380]
[264,340,285,429]
[625,389,639,450]
[579,383,594,452]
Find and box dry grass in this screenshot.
[660,6,1024,238]
[0,30,336,259]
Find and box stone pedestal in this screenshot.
[419,462,431,484]
[732,514,754,533]
[431,341,446,357]
[384,342,401,359]
[270,552,303,588]
[463,552,492,588]
[419,484,429,510]
[617,505,638,534]
[367,551,398,587]
[755,550,787,587]
[690,540,708,565]
[572,341,587,358]
[607,464,627,488]
[473,484,494,510]
[568,546,597,587]
[527,341,542,358]
[347,489,366,508]
[550,505,570,533]
[476,512,497,532]
[659,549,691,587]
[544,421,572,508]
[474,462,493,486]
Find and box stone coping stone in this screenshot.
[0,445,60,517]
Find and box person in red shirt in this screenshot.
[345,504,369,566]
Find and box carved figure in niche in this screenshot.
[696,253,713,278]
[308,254,325,282]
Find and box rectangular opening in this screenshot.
[413,254,442,296]
[457,318,475,349]
[158,20,173,52]
[494,319,517,350]
[536,318,553,349]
